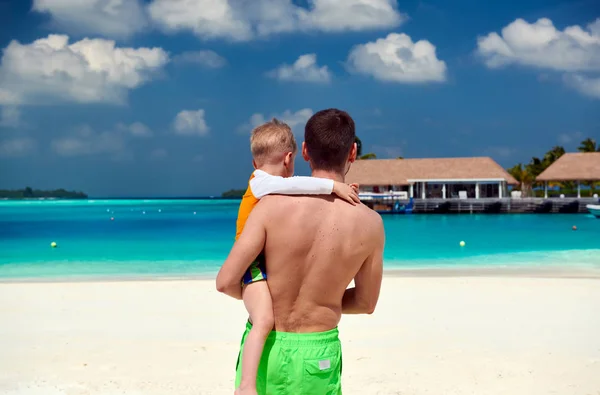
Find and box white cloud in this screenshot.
[116,122,153,137]
[150,148,168,159]
[32,0,148,39]
[558,131,584,145]
[346,33,447,83]
[0,106,20,127]
[148,0,252,41]
[0,34,169,106]
[31,0,406,43]
[173,50,227,68]
[370,143,405,158]
[0,89,19,105]
[253,0,405,36]
[240,108,314,135]
[0,138,37,158]
[52,125,126,157]
[173,109,209,136]
[564,74,600,98]
[482,146,517,158]
[477,18,600,99]
[477,18,600,71]
[267,54,331,83]
[147,0,405,41]
[301,0,405,33]
[51,121,151,157]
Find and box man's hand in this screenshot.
[333,181,361,205]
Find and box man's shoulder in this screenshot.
[258,194,292,202]
[259,193,328,203]
[356,203,383,227]
[254,194,296,210]
[258,195,382,223]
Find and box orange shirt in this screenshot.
[235,173,258,240]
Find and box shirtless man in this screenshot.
[216,108,385,395]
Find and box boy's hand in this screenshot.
[350,183,359,193]
[333,181,361,205]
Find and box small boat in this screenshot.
[375,198,414,215]
[587,204,600,218]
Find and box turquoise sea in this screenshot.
[0,199,599,280]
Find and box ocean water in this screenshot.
[0,199,599,279]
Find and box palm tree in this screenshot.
[578,138,598,153]
[576,138,599,192]
[540,146,566,190]
[359,153,377,160]
[508,164,535,197]
[526,157,545,190]
[543,146,565,166]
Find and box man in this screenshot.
[216,108,385,395]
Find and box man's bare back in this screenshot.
[217,108,384,393]
[258,193,384,332]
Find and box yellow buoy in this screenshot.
[459,241,466,247]
[51,242,57,248]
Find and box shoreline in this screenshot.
[2,263,599,284]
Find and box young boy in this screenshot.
[233,118,359,394]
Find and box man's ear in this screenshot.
[349,142,357,163]
[344,142,357,176]
[302,142,310,162]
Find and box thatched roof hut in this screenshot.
[346,157,518,186]
[536,153,600,182]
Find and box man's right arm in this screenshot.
[342,215,384,314]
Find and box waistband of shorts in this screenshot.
[245,320,339,345]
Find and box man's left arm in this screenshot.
[216,203,268,300]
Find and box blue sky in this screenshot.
[0,0,598,197]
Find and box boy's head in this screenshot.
[250,118,297,177]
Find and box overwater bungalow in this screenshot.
[536,152,600,198]
[346,157,518,200]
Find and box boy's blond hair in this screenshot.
[250,118,297,165]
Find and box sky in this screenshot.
[0,0,599,197]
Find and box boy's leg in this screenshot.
[236,280,274,394]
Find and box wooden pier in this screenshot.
[363,197,598,214]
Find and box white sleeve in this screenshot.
[250,171,334,199]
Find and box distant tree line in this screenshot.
[221,189,246,198]
[507,138,599,197]
[0,187,88,199]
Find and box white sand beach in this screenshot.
[1,274,599,395]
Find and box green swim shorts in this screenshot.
[235,321,342,395]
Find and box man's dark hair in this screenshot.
[304,108,355,172]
